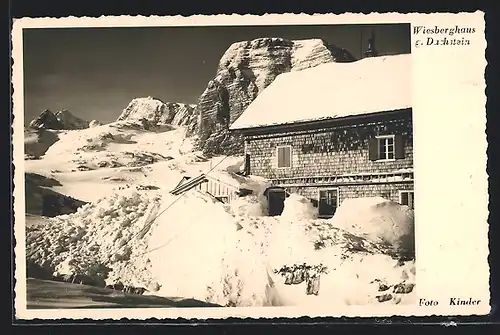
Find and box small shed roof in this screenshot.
[230,54,412,131]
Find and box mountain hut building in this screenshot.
[229,53,414,218]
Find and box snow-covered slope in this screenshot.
[231,54,411,130]
[188,37,355,156]
[24,105,415,308]
[117,97,197,127]
[26,178,415,307]
[24,119,241,203]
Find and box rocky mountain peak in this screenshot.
[117,97,197,128]
[29,110,61,130]
[187,37,355,156]
[29,109,89,130]
[55,110,90,129]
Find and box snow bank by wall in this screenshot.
[281,193,318,221]
[147,190,273,306]
[330,197,415,255]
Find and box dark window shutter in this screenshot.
[394,134,405,159]
[277,147,291,168]
[277,147,284,167]
[368,138,379,161]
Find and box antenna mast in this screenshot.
[360,28,363,60]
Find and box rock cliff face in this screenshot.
[29,110,62,130]
[29,110,90,130]
[117,97,197,127]
[55,110,90,129]
[188,38,355,156]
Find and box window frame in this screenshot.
[399,190,415,208]
[375,134,396,162]
[276,145,293,169]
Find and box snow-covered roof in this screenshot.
[230,54,412,131]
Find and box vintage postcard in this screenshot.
[11,12,489,320]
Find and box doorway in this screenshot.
[318,188,339,218]
[399,190,415,209]
[265,187,287,216]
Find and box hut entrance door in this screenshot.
[318,188,339,218]
[266,188,286,216]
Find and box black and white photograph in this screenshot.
[12,13,489,319]
[21,21,415,309]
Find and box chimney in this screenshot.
[364,30,377,58]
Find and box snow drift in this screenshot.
[27,185,415,307]
[281,193,318,220]
[26,189,163,291]
[24,108,415,308]
[330,197,415,256]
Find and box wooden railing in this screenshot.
[195,176,240,204]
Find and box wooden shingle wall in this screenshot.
[286,182,413,206]
[245,112,413,180]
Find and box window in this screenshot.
[369,134,405,161]
[318,189,339,218]
[276,145,292,168]
[266,188,287,216]
[399,190,415,209]
[377,135,395,160]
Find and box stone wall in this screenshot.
[245,110,413,180]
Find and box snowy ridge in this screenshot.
[117,97,197,127]
[230,54,412,130]
[54,110,90,130]
[117,97,167,122]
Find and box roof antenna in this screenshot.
[364,30,377,58]
[360,28,363,60]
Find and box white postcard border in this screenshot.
[11,11,490,320]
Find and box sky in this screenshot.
[23,23,410,124]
